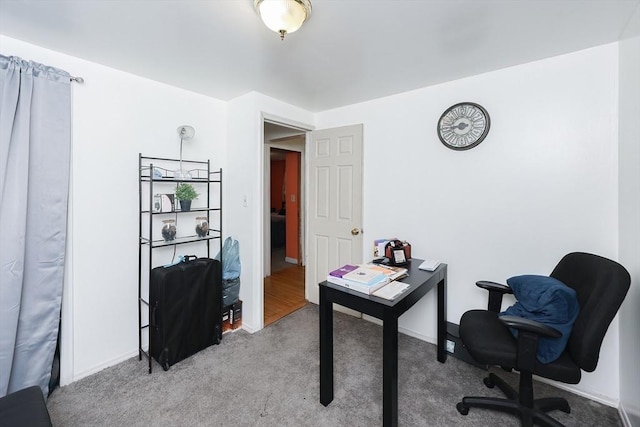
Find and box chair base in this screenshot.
[457,372,570,427]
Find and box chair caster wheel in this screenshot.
[456,402,469,415]
[483,377,495,388]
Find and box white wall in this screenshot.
[226,92,314,332]
[0,36,227,383]
[315,44,622,403]
[618,3,640,424]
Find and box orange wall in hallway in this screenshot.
[285,152,300,262]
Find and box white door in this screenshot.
[306,124,363,310]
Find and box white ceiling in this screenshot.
[1,0,638,112]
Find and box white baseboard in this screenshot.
[620,403,631,427]
[362,314,382,325]
[398,325,436,345]
[534,376,618,408]
[70,350,138,384]
[363,315,437,345]
[241,322,258,334]
[285,257,298,264]
[619,401,640,427]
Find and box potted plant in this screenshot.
[175,182,198,212]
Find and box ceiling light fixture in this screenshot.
[254,0,312,40]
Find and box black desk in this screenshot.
[319,259,447,427]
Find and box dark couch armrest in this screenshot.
[476,281,513,313]
[0,385,53,427]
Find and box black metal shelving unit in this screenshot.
[138,154,222,373]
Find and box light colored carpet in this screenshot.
[47,305,621,426]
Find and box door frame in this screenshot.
[260,113,313,328]
[264,137,306,276]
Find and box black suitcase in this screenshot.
[150,256,222,371]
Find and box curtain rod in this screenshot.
[70,76,84,83]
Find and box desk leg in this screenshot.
[319,286,333,406]
[437,277,447,363]
[382,312,398,427]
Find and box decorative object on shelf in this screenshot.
[254,0,312,40]
[161,219,177,241]
[437,102,490,150]
[153,194,162,213]
[175,182,198,212]
[175,125,195,179]
[153,194,175,213]
[195,216,209,237]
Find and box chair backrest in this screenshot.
[550,252,630,372]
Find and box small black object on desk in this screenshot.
[319,258,447,427]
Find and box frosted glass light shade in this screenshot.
[177,125,195,140]
[254,0,312,39]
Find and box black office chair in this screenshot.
[456,252,630,427]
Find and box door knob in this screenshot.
[351,228,360,236]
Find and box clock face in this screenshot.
[437,102,490,150]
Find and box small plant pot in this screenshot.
[179,200,192,212]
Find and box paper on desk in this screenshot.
[373,281,410,300]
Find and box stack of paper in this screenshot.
[343,267,384,284]
[366,264,409,281]
[326,265,390,295]
[373,281,411,300]
[329,264,358,278]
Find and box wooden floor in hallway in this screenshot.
[264,264,306,326]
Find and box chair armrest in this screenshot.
[476,281,513,294]
[476,281,513,313]
[498,315,562,339]
[499,315,562,372]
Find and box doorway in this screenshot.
[263,122,307,326]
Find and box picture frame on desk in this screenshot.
[390,248,407,265]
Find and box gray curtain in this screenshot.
[0,54,71,397]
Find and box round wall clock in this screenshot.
[437,102,490,150]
